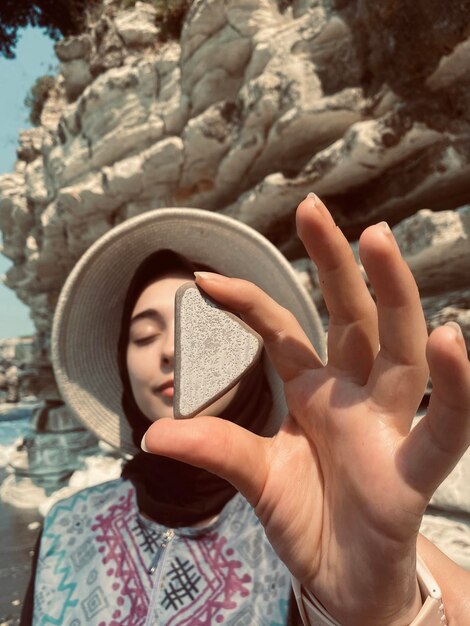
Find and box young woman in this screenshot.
[24,195,470,625]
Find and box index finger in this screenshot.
[194,273,322,382]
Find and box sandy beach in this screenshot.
[0,464,41,625]
[0,408,40,624]
[0,404,123,624]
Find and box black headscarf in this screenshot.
[119,250,272,527]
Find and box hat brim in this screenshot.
[52,208,325,457]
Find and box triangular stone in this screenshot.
[174,283,263,418]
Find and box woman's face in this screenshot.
[127,273,240,421]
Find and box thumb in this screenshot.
[142,416,269,507]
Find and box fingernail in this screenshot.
[141,433,150,453]
[445,321,463,337]
[306,192,318,206]
[379,221,391,233]
[305,192,336,225]
[194,271,230,282]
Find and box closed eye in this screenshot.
[132,334,161,346]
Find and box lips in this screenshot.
[155,380,174,398]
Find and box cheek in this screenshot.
[126,347,151,389]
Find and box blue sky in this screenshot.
[0,28,57,339]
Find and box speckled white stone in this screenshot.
[174,284,263,418]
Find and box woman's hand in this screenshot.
[143,194,470,625]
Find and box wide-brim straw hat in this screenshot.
[52,208,325,457]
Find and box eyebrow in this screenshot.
[130,308,165,327]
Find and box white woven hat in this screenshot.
[52,208,325,457]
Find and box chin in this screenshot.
[147,404,175,421]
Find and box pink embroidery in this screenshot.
[92,488,150,624]
[166,532,252,625]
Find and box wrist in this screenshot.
[301,579,421,626]
[293,555,446,626]
[308,563,422,625]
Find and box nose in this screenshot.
[161,326,174,367]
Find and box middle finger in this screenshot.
[361,223,429,420]
[296,194,379,383]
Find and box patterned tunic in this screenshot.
[33,479,293,625]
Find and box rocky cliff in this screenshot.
[0,0,469,565]
[0,337,34,365]
[0,0,468,350]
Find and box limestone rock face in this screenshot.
[0,337,34,365]
[1,0,469,564]
[1,0,469,343]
